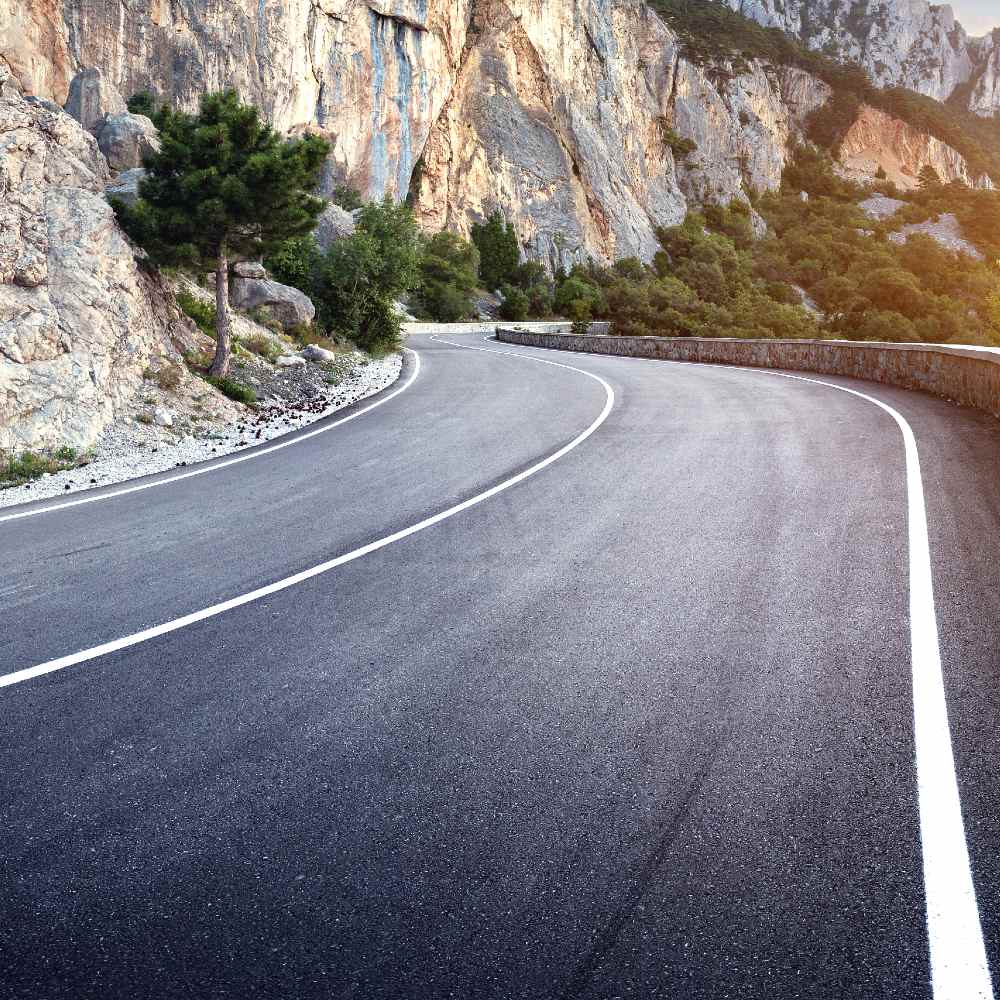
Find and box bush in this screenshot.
[471,211,520,290]
[413,231,480,321]
[242,333,282,362]
[205,376,257,404]
[2,448,83,486]
[176,290,216,336]
[145,364,183,390]
[310,198,421,354]
[498,285,529,321]
[331,184,364,211]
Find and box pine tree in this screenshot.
[918,163,942,190]
[112,90,328,376]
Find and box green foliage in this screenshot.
[660,121,697,161]
[413,231,480,322]
[311,198,422,353]
[176,290,216,336]
[126,90,166,126]
[918,164,942,190]
[647,0,1000,182]
[331,184,365,211]
[113,90,328,375]
[471,211,521,290]
[498,285,529,321]
[2,448,84,487]
[113,91,328,272]
[205,376,257,404]
[265,234,321,291]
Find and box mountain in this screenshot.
[0,0,996,267]
[723,0,1000,114]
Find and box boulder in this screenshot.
[230,277,315,328]
[276,355,307,367]
[96,112,160,172]
[300,344,338,363]
[0,65,189,452]
[314,203,357,252]
[105,168,146,207]
[233,261,267,279]
[64,67,126,133]
[152,406,174,427]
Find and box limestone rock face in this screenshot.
[95,111,160,171]
[64,66,125,132]
[721,0,999,115]
[969,34,1000,117]
[412,0,827,267]
[837,104,995,190]
[314,203,357,252]
[0,66,201,452]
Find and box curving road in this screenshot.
[3,332,1000,999]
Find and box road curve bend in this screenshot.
[2,332,1000,1000]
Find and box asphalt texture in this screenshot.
[2,332,1000,999]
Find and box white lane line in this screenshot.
[496,337,993,1000]
[0,340,614,688]
[0,349,422,525]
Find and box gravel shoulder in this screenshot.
[0,352,402,508]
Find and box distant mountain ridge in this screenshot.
[722,0,1000,115]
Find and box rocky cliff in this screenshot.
[1,0,992,268]
[837,104,995,190]
[2,0,834,267]
[0,64,230,452]
[725,0,1000,115]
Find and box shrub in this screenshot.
[331,184,364,211]
[471,211,520,290]
[413,231,480,321]
[2,448,83,486]
[176,290,216,336]
[498,285,529,321]
[145,364,183,390]
[205,376,257,404]
[310,198,422,354]
[242,333,282,362]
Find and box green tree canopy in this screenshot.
[471,211,520,290]
[414,231,480,322]
[113,90,328,376]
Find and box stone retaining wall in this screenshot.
[403,320,610,336]
[496,330,1000,420]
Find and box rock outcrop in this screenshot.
[412,0,828,266]
[0,0,834,266]
[96,111,160,171]
[837,104,995,190]
[0,64,212,452]
[723,0,999,115]
[0,0,993,272]
[230,276,316,329]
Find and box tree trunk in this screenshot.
[209,250,232,378]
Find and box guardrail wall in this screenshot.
[495,330,1000,420]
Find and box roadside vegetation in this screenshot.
[112,90,328,377]
[2,447,89,488]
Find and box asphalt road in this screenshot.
[2,332,1000,999]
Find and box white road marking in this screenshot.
[493,335,993,1000]
[0,338,614,688]
[0,350,422,525]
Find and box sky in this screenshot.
[953,1,1000,36]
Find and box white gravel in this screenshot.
[1,352,402,509]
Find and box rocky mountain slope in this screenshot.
[724,0,999,114]
[0,63,239,453]
[2,0,995,265]
[1,0,833,267]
